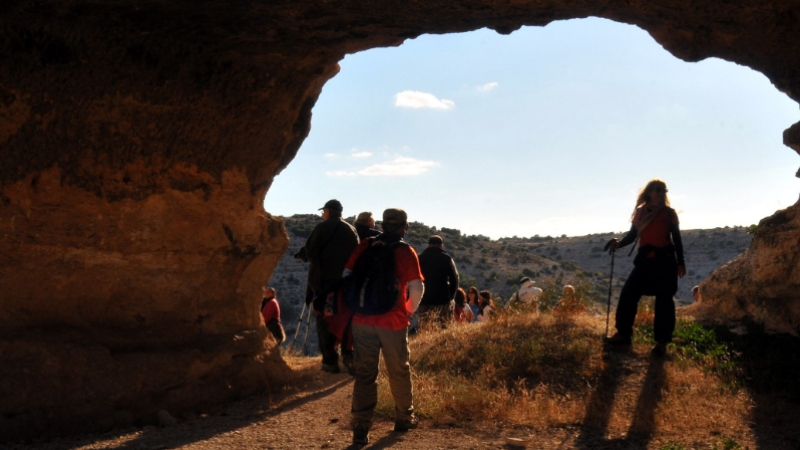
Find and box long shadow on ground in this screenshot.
[112,375,354,450]
[25,368,354,450]
[575,349,666,449]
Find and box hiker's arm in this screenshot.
[447,259,459,300]
[294,246,308,262]
[408,279,424,313]
[617,224,637,248]
[670,223,686,277]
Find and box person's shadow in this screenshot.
[576,351,667,449]
[626,356,667,441]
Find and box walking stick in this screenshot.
[605,248,616,339]
[301,303,313,353]
[289,301,307,348]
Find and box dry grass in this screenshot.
[372,308,765,448]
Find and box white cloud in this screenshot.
[358,156,440,176]
[326,156,440,177]
[351,151,373,158]
[325,170,357,177]
[394,91,454,110]
[477,82,499,92]
[323,153,339,157]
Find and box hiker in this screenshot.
[604,179,686,357]
[554,284,585,315]
[353,211,381,241]
[467,286,480,322]
[345,208,424,446]
[261,287,286,344]
[295,199,359,373]
[476,290,494,322]
[453,288,474,323]
[417,235,459,328]
[506,277,543,310]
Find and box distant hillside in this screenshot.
[267,214,752,349]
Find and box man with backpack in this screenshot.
[417,235,459,328]
[343,208,424,446]
[295,199,359,373]
[506,277,543,310]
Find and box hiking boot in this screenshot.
[603,333,632,346]
[651,341,668,357]
[394,414,419,432]
[321,362,340,374]
[352,422,370,446]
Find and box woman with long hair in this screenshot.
[476,290,494,322]
[466,286,480,322]
[604,179,686,356]
[453,288,474,323]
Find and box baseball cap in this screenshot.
[319,199,343,213]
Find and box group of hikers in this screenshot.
[258,178,687,446]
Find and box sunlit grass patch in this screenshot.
[369,308,761,448]
[375,310,605,426]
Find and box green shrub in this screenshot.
[713,438,743,450]
[659,444,686,450]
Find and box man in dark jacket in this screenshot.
[417,235,459,328]
[353,211,381,241]
[295,199,359,373]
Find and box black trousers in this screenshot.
[309,284,353,365]
[615,257,678,343]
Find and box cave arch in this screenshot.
[1,0,800,441]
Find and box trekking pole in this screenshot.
[605,248,616,339]
[301,304,313,353]
[289,301,307,348]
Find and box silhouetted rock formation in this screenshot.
[692,202,800,335]
[1,0,799,441]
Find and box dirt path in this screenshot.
[5,360,571,450]
[1,350,766,450]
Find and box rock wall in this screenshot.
[691,199,800,335]
[1,0,800,441]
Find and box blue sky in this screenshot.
[264,18,800,239]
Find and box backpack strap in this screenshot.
[317,220,343,255]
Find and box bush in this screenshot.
[713,438,743,450]
[660,444,686,450]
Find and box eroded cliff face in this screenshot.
[1,0,800,441]
[691,200,800,335]
[0,164,295,438]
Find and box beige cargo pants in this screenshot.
[351,323,414,427]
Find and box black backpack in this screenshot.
[344,236,407,315]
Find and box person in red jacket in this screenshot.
[604,179,686,357]
[346,208,424,446]
[260,287,285,344]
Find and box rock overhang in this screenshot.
[2,0,800,442]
